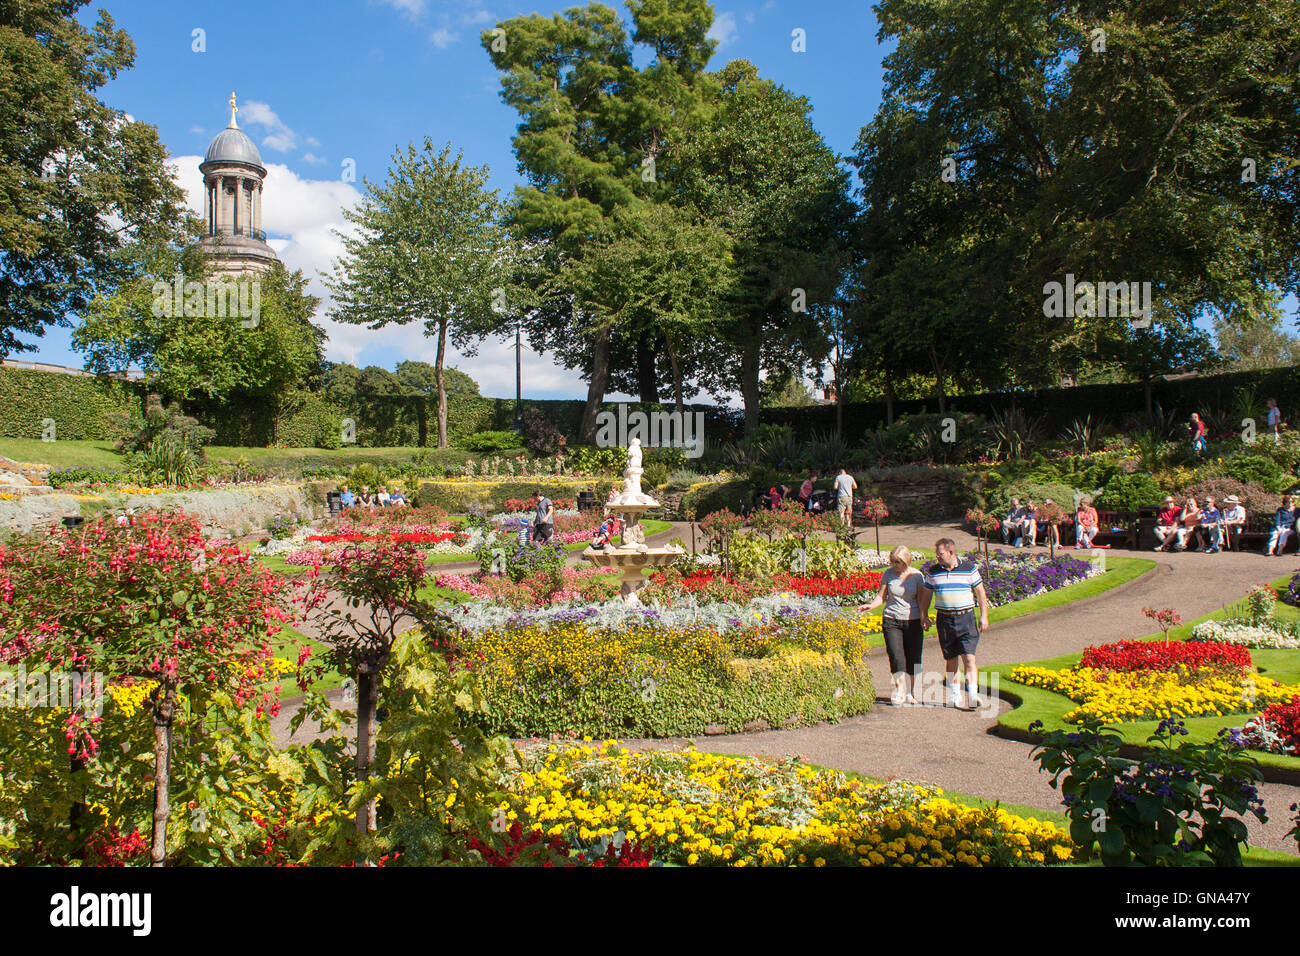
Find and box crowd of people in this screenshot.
[759,467,859,523]
[337,484,407,509]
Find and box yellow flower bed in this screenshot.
[499,743,1073,867]
[1009,664,1300,723]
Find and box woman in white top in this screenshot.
[861,545,930,706]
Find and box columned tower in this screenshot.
[198,93,278,276]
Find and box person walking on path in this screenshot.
[1267,398,1284,443]
[532,490,555,545]
[834,467,858,525]
[921,538,990,710]
[860,545,929,707]
[1190,412,1207,456]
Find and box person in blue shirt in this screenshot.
[1265,495,1297,556]
[338,484,356,508]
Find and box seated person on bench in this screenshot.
[1221,496,1246,550]
[1153,496,1181,551]
[1001,497,1027,546]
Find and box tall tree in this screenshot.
[0,0,188,357]
[324,141,509,448]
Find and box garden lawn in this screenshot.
[800,761,1298,865]
[990,571,1300,773]
[862,556,1154,650]
[0,438,123,469]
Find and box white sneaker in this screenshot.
[964,689,982,710]
[946,685,963,708]
[890,689,905,706]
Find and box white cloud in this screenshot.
[240,100,298,152]
[708,12,739,49]
[304,135,321,148]
[430,27,458,48]
[462,9,494,25]
[375,0,427,17]
[189,125,206,135]
[744,11,756,25]
[301,152,327,165]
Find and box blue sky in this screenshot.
[23,0,885,400]
[22,0,1296,399]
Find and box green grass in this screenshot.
[991,571,1300,772]
[0,438,123,469]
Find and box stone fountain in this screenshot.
[582,438,684,604]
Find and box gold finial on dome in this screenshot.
[228,91,239,129]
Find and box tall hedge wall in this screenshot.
[0,367,141,440]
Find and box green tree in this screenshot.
[324,141,510,448]
[0,0,188,357]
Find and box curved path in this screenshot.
[273,518,1300,855]
[619,522,1300,855]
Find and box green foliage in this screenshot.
[642,461,669,488]
[1099,472,1164,511]
[682,478,749,520]
[460,430,524,453]
[0,367,141,441]
[1030,717,1267,867]
[521,406,564,456]
[565,445,625,475]
[411,479,602,515]
[1218,454,1292,493]
[984,481,1080,515]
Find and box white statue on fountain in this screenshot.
[615,438,656,507]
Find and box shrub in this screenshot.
[522,407,564,457]
[667,468,703,489]
[1098,472,1163,511]
[1217,454,1292,493]
[565,445,625,475]
[1030,716,1267,867]
[1177,477,1278,515]
[642,461,669,488]
[460,430,524,453]
[985,481,1080,515]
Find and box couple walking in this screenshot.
[860,540,991,709]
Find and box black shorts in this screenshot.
[935,610,980,659]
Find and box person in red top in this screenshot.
[1190,412,1207,456]
[1074,496,1099,548]
[1153,496,1181,551]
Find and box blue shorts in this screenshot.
[935,609,980,659]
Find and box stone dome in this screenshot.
[203,126,264,170]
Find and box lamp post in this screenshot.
[513,317,524,434]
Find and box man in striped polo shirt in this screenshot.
[920,538,990,710]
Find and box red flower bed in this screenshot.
[1244,695,1300,755]
[774,572,883,598]
[467,822,652,866]
[1080,640,1252,674]
[307,531,466,545]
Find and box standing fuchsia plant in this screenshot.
[861,498,889,554]
[1143,606,1184,643]
[0,511,307,865]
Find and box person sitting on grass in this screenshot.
[1074,496,1099,549]
[1192,496,1222,553]
[1153,496,1181,551]
[1265,495,1298,556]
[1222,495,1246,551]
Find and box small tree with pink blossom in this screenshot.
[1143,606,1183,644]
[860,498,890,555]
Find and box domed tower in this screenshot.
[198,93,278,275]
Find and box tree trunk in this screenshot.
[665,335,684,413]
[740,331,761,435]
[884,371,895,427]
[435,319,449,448]
[355,666,378,838]
[635,336,659,404]
[835,363,844,440]
[579,323,612,443]
[933,370,947,415]
[1144,380,1154,424]
[150,685,175,867]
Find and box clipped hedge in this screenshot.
[0,367,141,441]
[474,647,874,738]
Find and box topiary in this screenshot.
[1098,472,1162,511]
[985,480,1081,515]
[460,430,524,453]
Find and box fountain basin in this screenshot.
[584,546,684,605]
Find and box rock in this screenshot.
[703,722,727,735]
[0,471,30,486]
[742,719,770,733]
[782,716,803,728]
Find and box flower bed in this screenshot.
[453,608,880,738]
[1190,619,1300,650]
[1079,640,1252,673]
[436,566,620,608]
[498,744,1074,867]
[922,550,1098,607]
[642,569,883,606]
[1010,638,1300,724]
[1283,570,1300,609]
[307,531,466,545]
[1236,696,1300,757]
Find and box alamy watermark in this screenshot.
[595,403,704,459]
[0,666,107,717]
[1042,274,1151,328]
[151,276,261,328]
